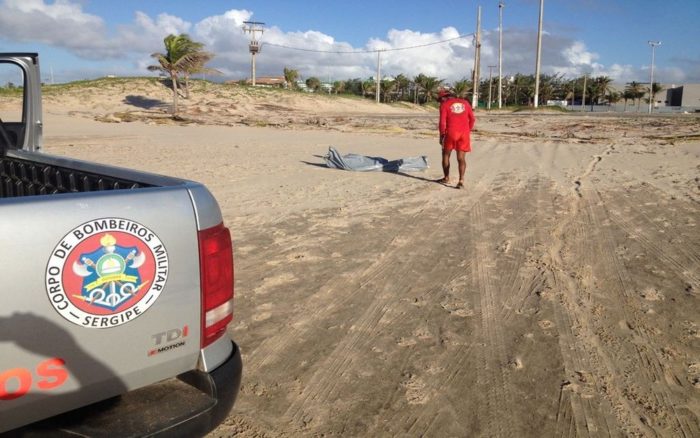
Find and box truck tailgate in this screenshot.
[0,186,206,431]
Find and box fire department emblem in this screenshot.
[46,218,169,328]
[450,102,466,114]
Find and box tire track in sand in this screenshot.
[281,184,490,431]
[603,191,699,288]
[583,187,700,437]
[398,177,551,436]
[239,187,449,374]
[546,145,622,436]
[469,199,515,436]
[551,144,698,437]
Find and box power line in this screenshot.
[261,33,475,55]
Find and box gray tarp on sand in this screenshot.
[323,146,428,172]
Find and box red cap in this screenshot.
[438,89,451,99]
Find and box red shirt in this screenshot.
[439,97,476,138]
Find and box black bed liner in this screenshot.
[0,156,152,198]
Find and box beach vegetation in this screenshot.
[305,77,322,92]
[649,82,664,106]
[625,81,646,111]
[283,68,299,90]
[147,33,216,114]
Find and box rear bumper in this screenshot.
[7,341,243,437]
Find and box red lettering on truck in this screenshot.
[0,358,68,400]
[36,358,69,390]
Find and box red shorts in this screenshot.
[443,132,471,152]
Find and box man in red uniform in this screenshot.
[437,89,476,189]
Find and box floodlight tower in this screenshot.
[533,0,544,108]
[376,50,382,104]
[243,21,265,86]
[498,0,504,109]
[648,40,661,114]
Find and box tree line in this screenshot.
[147,33,664,113]
[285,67,665,110]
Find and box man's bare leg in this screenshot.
[439,148,452,184]
[456,150,466,188]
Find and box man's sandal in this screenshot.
[435,177,450,185]
[456,181,464,189]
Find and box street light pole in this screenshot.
[488,65,497,109]
[533,0,544,108]
[648,40,661,114]
[472,5,482,109]
[376,50,381,104]
[498,1,504,109]
[581,73,587,112]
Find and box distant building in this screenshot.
[606,82,700,112]
[244,76,287,88]
[665,84,700,109]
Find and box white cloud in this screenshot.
[368,27,474,81]
[117,11,192,58]
[0,1,691,84]
[0,0,107,57]
[131,12,190,38]
[0,0,192,59]
[8,0,98,25]
[563,41,598,66]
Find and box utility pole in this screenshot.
[581,73,587,112]
[472,5,482,109]
[488,65,497,109]
[243,21,265,86]
[533,0,544,108]
[498,0,505,109]
[376,50,382,104]
[648,40,661,114]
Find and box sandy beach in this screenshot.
[35,80,700,436]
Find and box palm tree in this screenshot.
[587,81,600,110]
[416,76,443,103]
[510,74,532,106]
[508,73,526,105]
[182,50,220,99]
[413,74,427,103]
[562,79,576,107]
[622,89,635,112]
[625,81,645,112]
[361,79,375,98]
[381,79,397,102]
[452,78,471,98]
[332,80,346,94]
[283,67,299,90]
[607,91,622,110]
[649,82,664,109]
[594,76,613,104]
[537,73,561,106]
[305,77,321,92]
[394,74,410,101]
[148,34,211,113]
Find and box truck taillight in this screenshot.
[198,223,234,348]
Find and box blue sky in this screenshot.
[0,0,698,86]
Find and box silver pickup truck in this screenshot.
[0,53,242,435]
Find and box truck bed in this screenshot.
[1,154,152,198]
